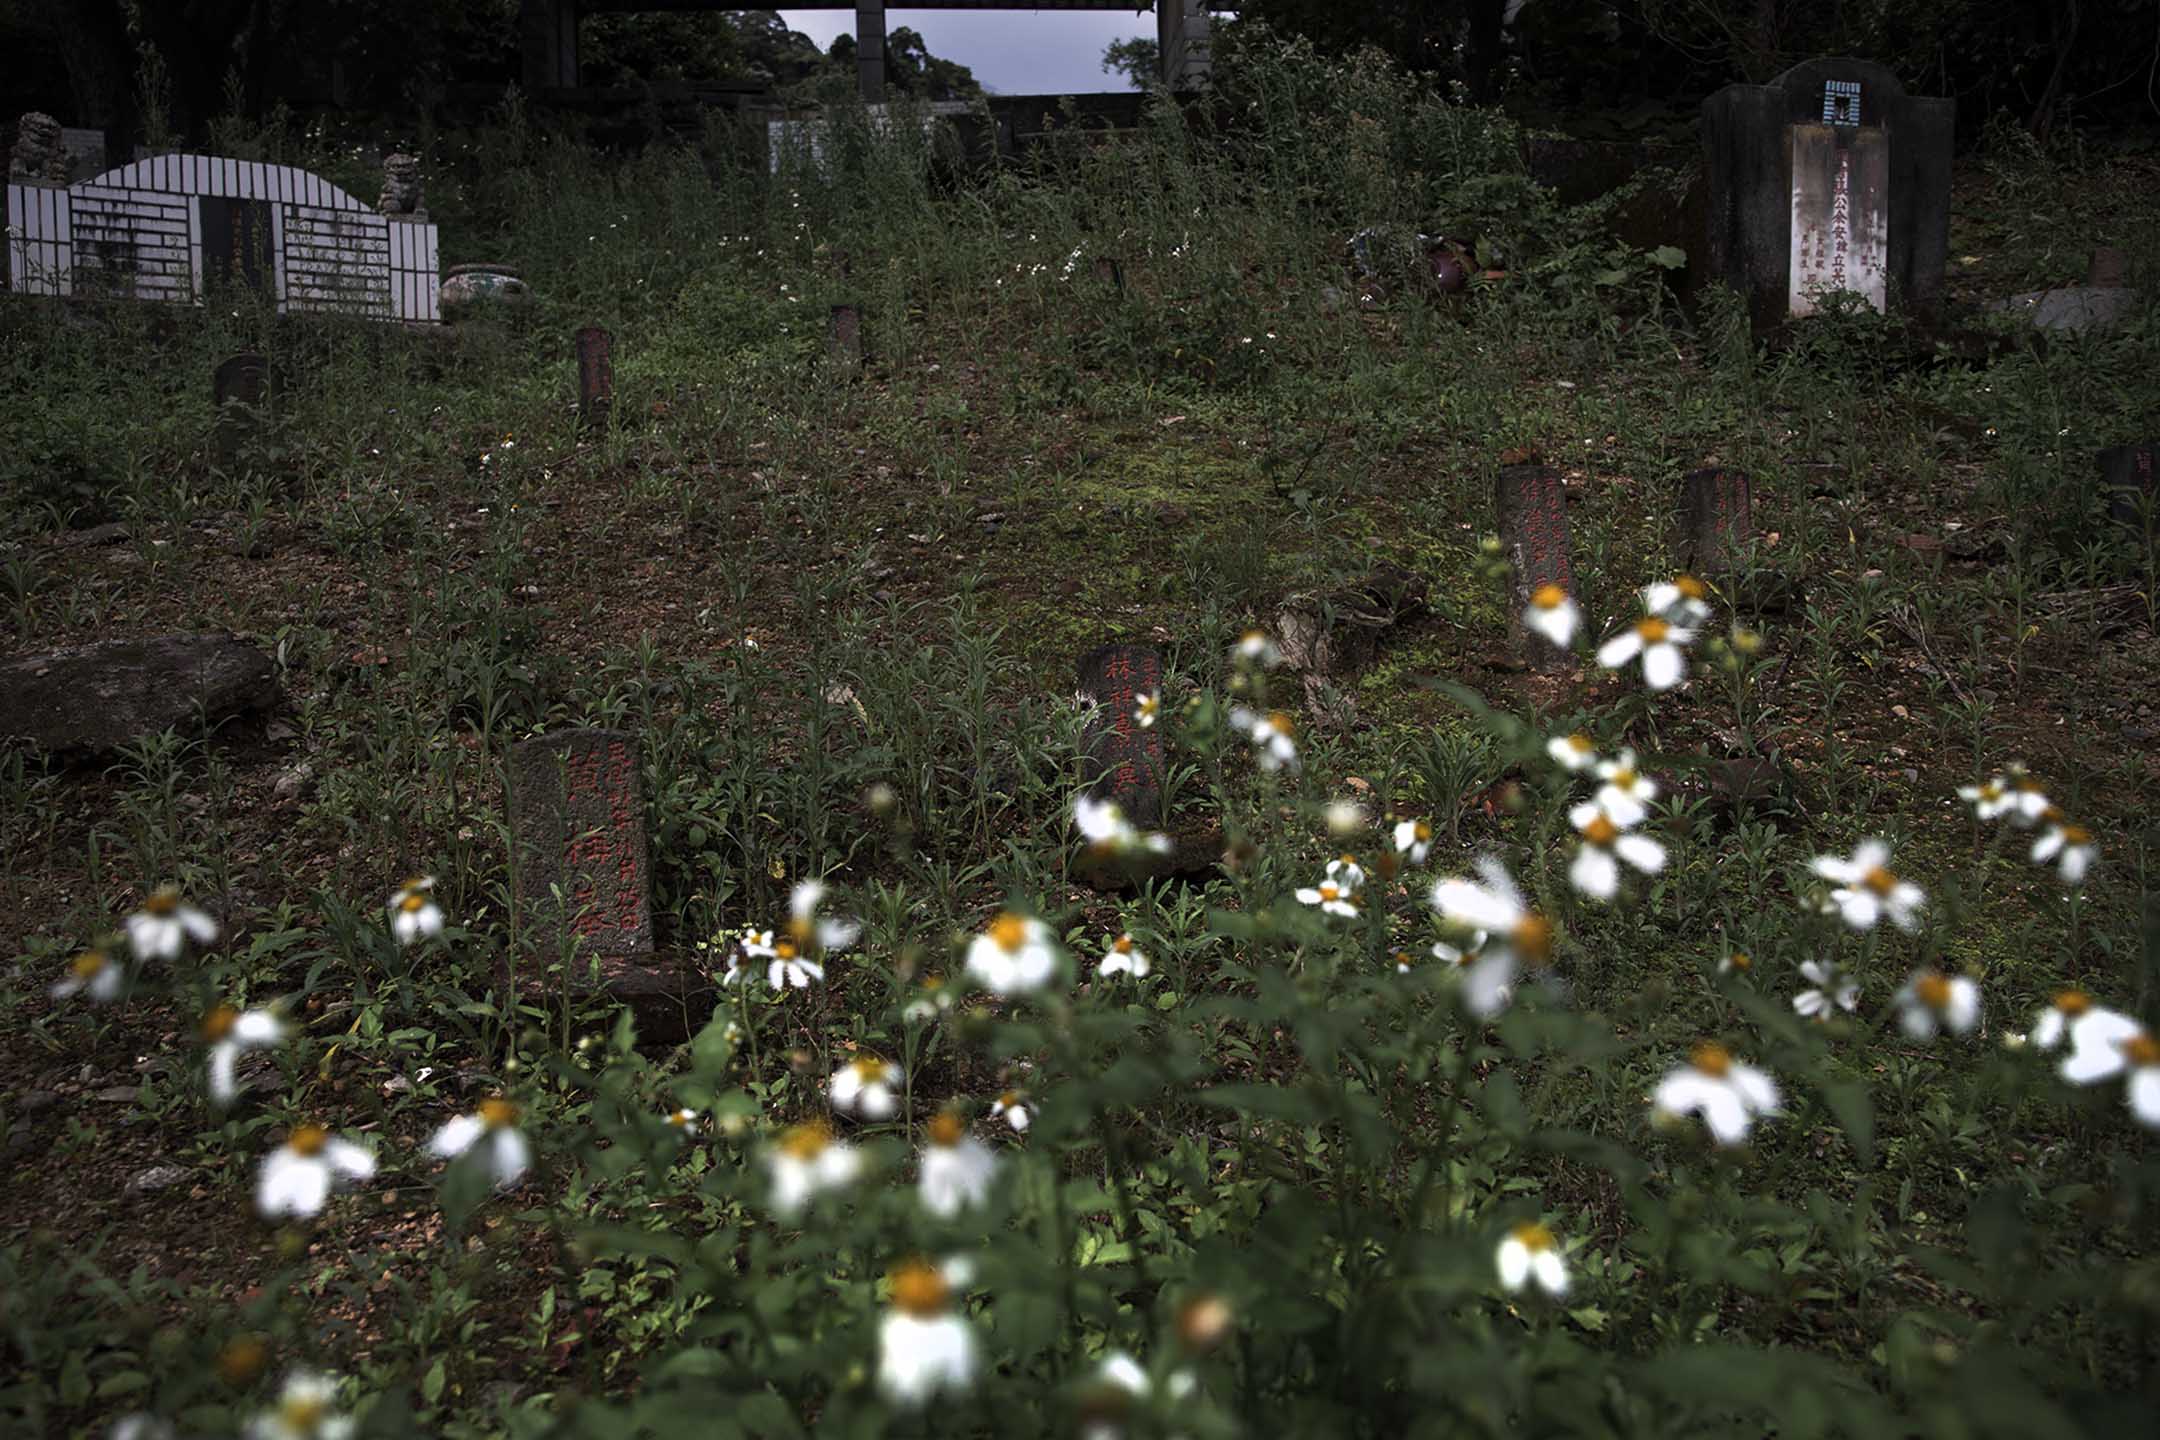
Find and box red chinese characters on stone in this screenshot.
[1077,643,1165,826]
[560,739,643,938]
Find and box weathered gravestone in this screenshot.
[574,326,612,434]
[1495,460,1574,667]
[1677,466,1755,577]
[1703,59,1952,331]
[0,632,277,755]
[2101,443,2157,539]
[213,352,273,465]
[827,302,864,378]
[1077,643,1166,828]
[507,728,653,959]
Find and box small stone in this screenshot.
[15,1089,59,1114]
[126,1164,189,1194]
[274,759,316,801]
[95,1085,139,1102]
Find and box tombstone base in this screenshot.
[516,950,713,1045]
[1078,825,1225,892]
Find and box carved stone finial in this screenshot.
[11,112,69,183]
[379,152,423,216]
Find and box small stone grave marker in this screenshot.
[1677,466,1754,576]
[827,302,863,377]
[506,728,652,961]
[212,352,272,464]
[1494,461,1573,665]
[1076,643,1165,827]
[574,326,612,433]
[1703,58,1952,330]
[2101,443,2157,538]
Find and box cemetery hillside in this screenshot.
[7,6,2160,1438]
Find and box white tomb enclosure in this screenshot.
[6,154,439,323]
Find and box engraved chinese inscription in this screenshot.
[507,727,652,958]
[1789,122,1889,317]
[1077,643,1166,827]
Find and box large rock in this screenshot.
[0,633,278,754]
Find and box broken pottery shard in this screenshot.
[506,728,653,960]
[1076,643,1166,828]
[1677,467,1755,576]
[0,632,278,755]
[1495,461,1573,664]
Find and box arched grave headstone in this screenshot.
[1677,467,1754,578]
[1703,59,1952,331]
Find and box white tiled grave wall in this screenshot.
[6,154,437,322]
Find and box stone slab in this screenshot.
[1495,462,1573,663]
[1076,643,1165,827]
[2101,443,2156,537]
[505,728,653,959]
[574,326,612,432]
[1677,467,1754,575]
[0,632,278,755]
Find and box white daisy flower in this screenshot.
[256,1124,376,1219]
[1234,629,1281,668]
[765,1120,863,1215]
[125,887,218,963]
[1593,750,1657,827]
[2119,1031,2160,1127]
[830,1055,903,1119]
[2030,811,2097,885]
[903,975,954,1022]
[1324,854,1367,890]
[51,947,124,1003]
[966,911,1060,996]
[1957,775,2018,821]
[664,1107,701,1136]
[1968,766,2051,826]
[1392,818,1434,864]
[1432,858,1551,1018]
[1716,951,1752,976]
[789,879,862,953]
[878,1257,978,1406]
[1074,794,1172,859]
[1811,839,1926,932]
[2032,989,2125,1055]
[387,877,443,945]
[244,1370,354,1440]
[919,1112,999,1217]
[1082,1350,1197,1435]
[1895,969,1982,1040]
[205,1004,286,1105]
[1524,583,1580,648]
[427,1097,531,1189]
[1567,801,1666,901]
[1595,609,1696,690]
[1643,575,1713,629]
[1546,732,1599,773]
[1228,706,1299,773]
[110,1416,176,1440]
[1100,933,1151,978]
[2051,1002,2148,1087]
[765,935,826,990]
[989,1089,1032,1132]
[738,928,776,965]
[1791,961,1858,1021]
[1325,798,1368,836]
[1495,1220,1569,1297]
[1652,1042,1780,1145]
[1134,692,1159,729]
[1294,877,1359,919]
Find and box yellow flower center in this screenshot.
[1690,1042,1733,1078]
[1675,574,1706,600]
[1637,617,1671,644]
[400,892,429,914]
[71,950,109,980]
[1413,821,1432,841]
[1318,883,1342,903]
[2061,825,2092,846]
[1509,1220,1555,1251]
[1267,710,1296,737]
[1113,935,1134,954]
[1914,972,1952,1010]
[851,1056,889,1085]
[1583,814,1619,847]
[2054,989,2090,1017]
[774,939,800,961]
[1977,781,2005,801]
[987,912,1028,953]
[280,1395,328,1432]
[2015,778,2044,794]
[889,1259,950,1317]
[214,1334,268,1385]
[2040,805,2067,826]
[1393,950,1415,968]
[1727,952,1751,971]
[1611,767,1636,790]
[788,915,815,945]
[778,1120,832,1159]
[669,1109,695,1128]
[1240,628,1265,649]
[1512,914,1552,963]
[927,1111,966,1148]
[479,1097,521,1129]
[1339,853,1358,868]
[2122,1033,2160,1068]
[288,1124,329,1157]
[202,1004,238,1041]
[1531,583,1566,609]
[1862,866,1898,897]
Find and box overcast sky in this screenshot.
[777,9,1156,95]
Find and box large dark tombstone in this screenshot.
[1076,643,1166,828]
[574,326,612,434]
[212,352,273,466]
[1677,467,1755,577]
[2102,443,2157,541]
[506,727,706,1035]
[1703,59,1952,331]
[200,196,276,295]
[1494,460,1574,667]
